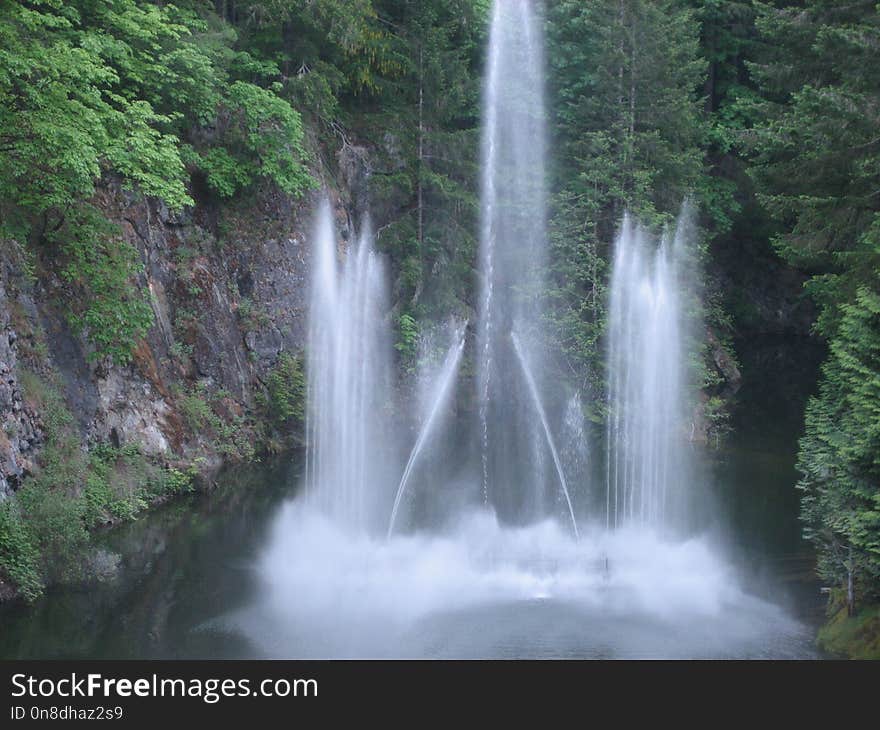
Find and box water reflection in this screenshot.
[0,459,297,659]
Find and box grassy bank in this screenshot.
[818,594,880,660]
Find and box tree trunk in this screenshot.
[414,44,424,306]
[418,46,424,251]
[628,11,637,196]
[847,547,855,617]
[615,0,626,223]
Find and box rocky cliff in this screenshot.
[0,166,363,500]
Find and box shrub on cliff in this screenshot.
[263,352,306,433]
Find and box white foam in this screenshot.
[219,501,813,658]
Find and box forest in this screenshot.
[0,0,878,659]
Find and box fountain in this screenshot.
[305,201,393,533]
[237,2,815,660]
[306,0,579,539]
[605,208,696,531]
[478,0,560,522]
[302,0,696,557]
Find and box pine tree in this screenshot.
[798,271,880,611]
[748,1,880,610]
[747,0,880,335]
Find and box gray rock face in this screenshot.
[0,275,42,498]
[190,274,251,401]
[338,144,372,220]
[92,369,171,456]
[242,233,310,363]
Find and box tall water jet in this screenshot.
[388,322,467,538]
[478,0,553,521]
[305,200,393,533]
[605,209,697,531]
